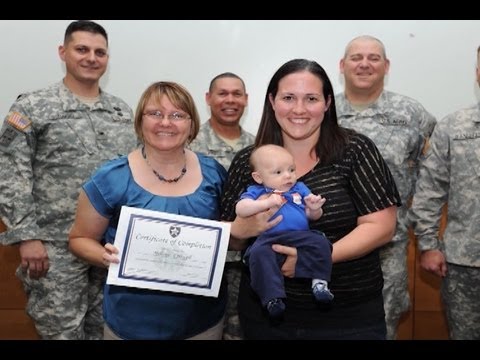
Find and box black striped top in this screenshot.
[220,132,401,326]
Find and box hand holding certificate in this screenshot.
[107,206,230,297]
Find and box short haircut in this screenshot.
[344,35,387,59]
[209,72,245,92]
[64,20,108,46]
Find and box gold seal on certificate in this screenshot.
[106,206,230,297]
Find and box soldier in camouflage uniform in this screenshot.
[0,21,137,339]
[409,46,480,340]
[335,35,436,340]
[189,72,254,340]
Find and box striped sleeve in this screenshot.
[345,133,401,215]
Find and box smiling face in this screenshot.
[141,95,192,152]
[340,37,390,94]
[59,31,109,86]
[269,71,330,143]
[206,77,248,126]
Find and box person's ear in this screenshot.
[325,95,332,113]
[339,58,345,74]
[58,45,66,62]
[205,92,211,106]
[268,93,276,110]
[252,171,263,184]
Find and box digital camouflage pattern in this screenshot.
[189,121,254,340]
[441,263,480,339]
[222,262,244,340]
[0,82,136,244]
[379,239,410,339]
[0,81,137,339]
[410,104,480,339]
[410,103,480,266]
[16,242,107,339]
[336,90,436,340]
[189,121,255,172]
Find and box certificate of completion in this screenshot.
[106,206,230,297]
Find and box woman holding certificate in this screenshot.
[69,81,228,340]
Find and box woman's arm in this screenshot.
[69,190,113,268]
[332,205,397,263]
[228,206,283,250]
[276,205,397,276]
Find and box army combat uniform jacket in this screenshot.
[189,120,255,171]
[336,90,436,242]
[410,103,480,267]
[0,81,137,245]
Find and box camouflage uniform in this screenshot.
[410,104,480,339]
[189,121,255,340]
[189,121,255,171]
[0,81,137,339]
[336,90,436,340]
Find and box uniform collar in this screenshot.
[337,90,391,116]
[58,81,115,113]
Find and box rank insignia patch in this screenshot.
[7,111,31,131]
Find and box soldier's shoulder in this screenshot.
[192,123,210,139]
[384,90,422,106]
[198,121,212,131]
[242,129,256,141]
[105,95,133,118]
[101,90,130,106]
[14,83,59,105]
[384,90,433,119]
[454,103,479,115]
[441,104,479,123]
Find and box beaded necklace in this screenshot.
[141,145,187,183]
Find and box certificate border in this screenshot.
[117,214,223,290]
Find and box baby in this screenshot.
[236,144,333,319]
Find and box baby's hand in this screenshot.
[304,194,326,211]
[269,193,286,207]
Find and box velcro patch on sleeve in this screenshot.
[0,127,18,148]
[7,111,31,131]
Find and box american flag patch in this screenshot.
[7,111,31,131]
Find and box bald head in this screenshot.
[340,35,390,103]
[344,35,387,60]
[250,144,297,190]
[250,144,292,169]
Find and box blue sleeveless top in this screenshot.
[83,153,227,339]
